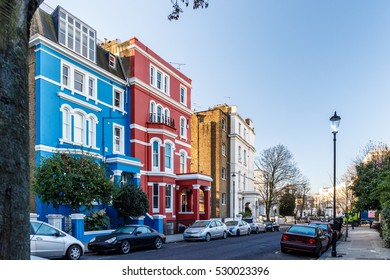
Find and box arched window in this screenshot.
[88,116,96,147]
[150,102,156,122]
[164,108,169,124]
[62,107,71,140]
[165,143,172,170]
[152,141,159,170]
[73,112,85,144]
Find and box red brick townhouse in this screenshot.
[101,38,212,232]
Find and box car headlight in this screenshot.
[105,237,117,243]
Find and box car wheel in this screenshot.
[121,240,131,254]
[205,233,211,242]
[255,227,259,234]
[276,227,280,232]
[66,244,82,260]
[154,237,163,249]
[236,229,240,237]
[247,229,251,235]
[222,231,227,239]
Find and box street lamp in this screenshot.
[330,111,341,257]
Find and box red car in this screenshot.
[280,225,329,257]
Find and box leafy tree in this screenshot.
[0,0,43,260]
[113,184,149,218]
[168,0,209,20]
[33,152,114,212]
[255,144,304,221]
[278,191,296,217]
[0,0,206,260]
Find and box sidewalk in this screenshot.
[320,224,390,260]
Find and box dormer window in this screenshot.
[55,7,96,62]
[109,54,116,68]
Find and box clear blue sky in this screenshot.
[43,0,390,194]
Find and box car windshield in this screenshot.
[190,221,210,228]
[225,221,238,226]
[288,225,316,236]
[113,226,136,234]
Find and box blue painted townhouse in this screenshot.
[28,5,142,226]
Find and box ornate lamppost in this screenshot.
[330,111,341,257]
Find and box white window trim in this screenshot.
[180,85,187,106]
[150,63,170,95]
[152,183,159,213]
[113,87,125,112]
[57,8,96,63]
[180,116,187,140]
[73,110,86,145]
[60,60,98,102]
[179,149,187,173]
[60,104,72,141]
[165,184,173,212]
[151,138,162,171]
[113,123,125,155]
[164,140,175,173]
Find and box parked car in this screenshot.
[183,219,228,241]
[242,218,266,234]
[225,220,251,236]
[371,221,381,230]
[30,220,84,260]
[280,224,329,257]
[264,221,280,232]
[308,221,334,244]
[88,224,166,254]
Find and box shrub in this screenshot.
[84,209,109,231]
[113,184,149,218]
[381,206,390,248]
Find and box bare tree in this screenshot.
[255,144,304,221]
[0,0,43,259]
[168,0,209,20]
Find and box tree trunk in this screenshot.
[0,0,41,260]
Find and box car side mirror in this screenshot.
[54,231,62,237]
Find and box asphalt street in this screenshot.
[82,231,318,260]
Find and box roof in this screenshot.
[30,6,126,81]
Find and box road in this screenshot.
[82,231,320,260]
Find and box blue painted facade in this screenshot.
[30,6,142,228]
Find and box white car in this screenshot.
[225,220,251,236]
[242,217,267,234]
[30,221,84,260]
[183,219,228,241]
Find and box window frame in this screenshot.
[113,87,124,111]
[113,123,124,154]
[180,85,187,105]
[165,184,173,212]
[153,183,159,212]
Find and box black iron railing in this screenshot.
[149,113,175,128]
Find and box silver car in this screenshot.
[225,220,251,236]
[183,219,228,241]
[30,221,84,260]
